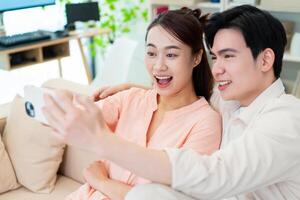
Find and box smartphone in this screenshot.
[24,85,54,125]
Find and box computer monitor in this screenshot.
[0,0,56,35]
[66,2,100,25]
[0,0,56,13]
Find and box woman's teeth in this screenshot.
[155,75,173,85]
[155,75,171,80]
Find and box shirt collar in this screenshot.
[164,98,208,118]
[235,78,285,124]
[149,89,158,112]
[150,89,208,118]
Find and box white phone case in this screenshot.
[23,85,54,125]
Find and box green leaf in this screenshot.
[106,0,117,4]
[94,37,104,46]
[142,9,148,21]
[109,15,115,22]
[101,20,110,28]
[123,27,130,33]
[111,24,116,32]
[109,4,116,10]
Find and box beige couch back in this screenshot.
[59,146,100,183]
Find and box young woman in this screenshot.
[47,8,222,200]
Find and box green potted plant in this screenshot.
[59,0,148,55]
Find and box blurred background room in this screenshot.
[0,0,299,109]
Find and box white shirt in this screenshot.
[166,79,300,200]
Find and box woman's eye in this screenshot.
[147,52,156,57]
[211,56,217,60]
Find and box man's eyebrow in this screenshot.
[146,43,181,50]
[210,48,239,56]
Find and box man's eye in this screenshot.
[211,56,217,60]
[224,54,234,59]
[167,53,177,58]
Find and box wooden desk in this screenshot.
[0,28,110,83]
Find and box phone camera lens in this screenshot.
[25,101,35,118]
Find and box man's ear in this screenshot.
[260,48,275,72]
[193,50,203,68]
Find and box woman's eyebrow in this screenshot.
[165,45,181,50]
[146,43,156,48]
[146,43,181,50]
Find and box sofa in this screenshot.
[0,78,100,200]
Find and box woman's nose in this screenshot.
[153,56,167,71]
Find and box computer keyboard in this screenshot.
[0,30,52,47]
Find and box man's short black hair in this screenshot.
[205,5,287,78]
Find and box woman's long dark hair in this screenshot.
[145,8,213,101]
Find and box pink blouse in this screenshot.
[66,88,221,199]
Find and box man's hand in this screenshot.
[92,83,130,102]
[92,83,151,102]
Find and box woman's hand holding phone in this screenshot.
[41,89,111,155]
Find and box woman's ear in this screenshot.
[193,50,203,68]
[260,48,275,72]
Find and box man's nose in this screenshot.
[212,59,225,76]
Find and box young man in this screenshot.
[43,5,300,200]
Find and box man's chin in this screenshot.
[220,92,234,101]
